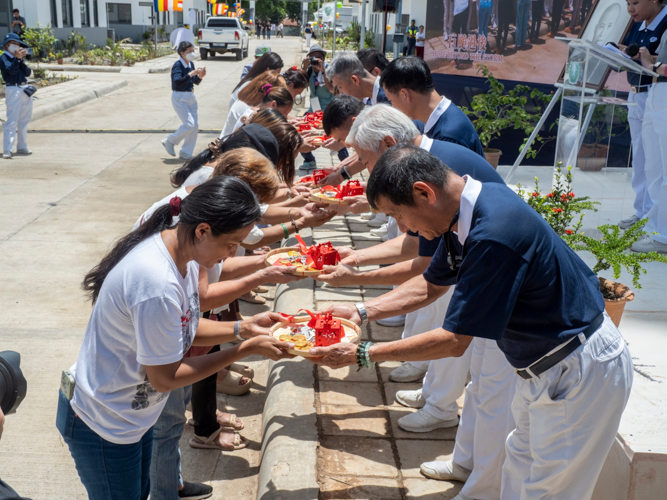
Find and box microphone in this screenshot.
[626,44,640,58]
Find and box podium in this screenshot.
[506,39,657,183]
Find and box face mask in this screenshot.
[6,44,18,55]
[185,52,196,62]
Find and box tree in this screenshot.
[252,0,287,23]
[285,0,318,23]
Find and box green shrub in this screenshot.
[22,23,57,59]
[364,29,375,49]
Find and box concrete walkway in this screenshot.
[0,35,304,500]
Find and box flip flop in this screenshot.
[239,291,266,304]
[229,362,255,379]
[188,427,248,451]
[216,370,253,396]
[253,286,269,294]
[187,410,245,430]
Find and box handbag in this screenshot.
[23,85,37,97]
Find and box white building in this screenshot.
[6,0,208,47]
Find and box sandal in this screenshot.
[188,427,248,451]
[239,291,266,304]
[216,370,253,396]
[187,410,245,430]
[229,362,254,379]
[253,286,269,294]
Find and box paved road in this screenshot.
[0,36,304,499]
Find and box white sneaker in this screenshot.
[618,214,642,230]
[381,234,389,242]
[389,362,428,382]
[15,148,32,155]
[395,388,426,408]
[162,138,176,157]
[420,459,472,482]
[179,151,194,160]
[299,160,317,171]
[3,151,11,159]
[370,223,388,237]
[360,212,374,220]
[367,214,388,227]
[631,235,667,254]
[398,408,459,433]
[376,314,406,327]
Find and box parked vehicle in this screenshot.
[198,17,249,61]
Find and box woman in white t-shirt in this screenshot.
[221,74,293,138]
[56,176,294,499]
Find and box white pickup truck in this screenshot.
[197,17,249,61]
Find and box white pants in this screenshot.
[628,91,651,219]
[501,315,633,500]
[642,83,667,243]
[454,337,516,500]
[306,33,312,47]
[4,86,33,153]
[167,91,199,156]
[419,288,472,422]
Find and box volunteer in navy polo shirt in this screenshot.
[379,56,485,157]
[309,145,633,499]
[617,2,667,230]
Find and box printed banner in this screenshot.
[154,0,183,12]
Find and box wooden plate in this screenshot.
[264,246,323,277]
[308,188,353,206]
[271,315,361,357]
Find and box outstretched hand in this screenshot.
[307,342,357,368]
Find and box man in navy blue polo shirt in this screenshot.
[380,57,484,157]
[310,145,633,499]
[325,52,391,106]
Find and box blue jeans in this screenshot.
[478,6,493,40]
[516,0,531,47]
[301,151,316,163]
[56,390,153,500]
[149,386,192,500]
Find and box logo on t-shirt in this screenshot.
[181,292,200,354]
[131,375,168,410]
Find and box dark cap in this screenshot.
[239,124,280,165]
[3,33,28,48]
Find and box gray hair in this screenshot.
[346,104,420,154]
[325,52,367,81]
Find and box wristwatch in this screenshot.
[354,302,368,326]
[341,166,351,181]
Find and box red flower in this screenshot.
[552,208,563,213]
[531,192,539,197]
[568,192,575,198]
[565,229,573,235]
[546,192,555,198]
[561,194,569,201]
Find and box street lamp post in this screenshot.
[360,0,366,49]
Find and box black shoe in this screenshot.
[179,481,213,500]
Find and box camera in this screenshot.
[310,57,319,66]
[0,351,27,415]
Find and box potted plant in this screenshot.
[463,65,553,169]
[578,90,628,172]
[56,52,63,64]
[518,163,667,326]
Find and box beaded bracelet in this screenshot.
[356,341,375,370]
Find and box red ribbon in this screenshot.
[168,196,181,216]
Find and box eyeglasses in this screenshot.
[443,210,461,271]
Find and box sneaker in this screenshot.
[618,214,642,230]
[381,234,389,242]
[3,151,11,159]
[376,314,406,327]
[395,388,426,408]
[179,481,213,499]
[389,362,428,383]
[360,212,374,220]
[398,408,459,433]
[370,223,388,237]
[179,151,194,160]
[631,235,667,254]
[15,148,32,155]
[367,213,388,227]
[420,459,472,482]
[299,160,317,171]
[162,138,176,157]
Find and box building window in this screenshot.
[93,0,98,26]
[0,0,10,27]
[107,3,132,24]
[62,0,73,27]
[80,0,90,26]
[51,0,59,27]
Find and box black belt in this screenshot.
[656,76,667,84]
[5,83,24,87]
[631,85,651,93]
[515,313,605,380]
